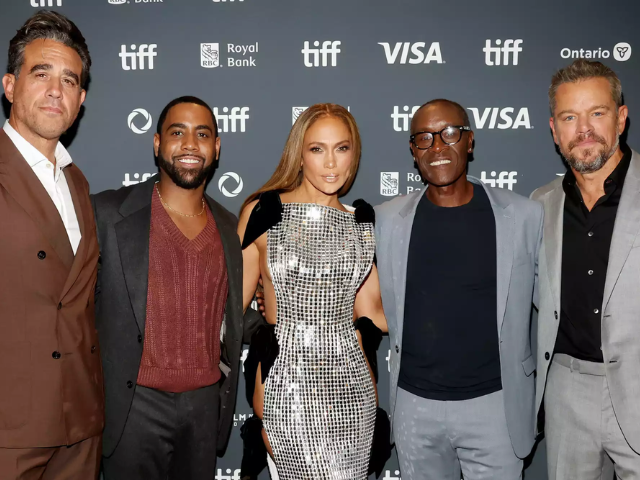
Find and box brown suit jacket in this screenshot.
[0,129,104,448]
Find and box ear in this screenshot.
[617,105,629,134]
[549,117,559,145]
[153,133,160,158]
[79,88,86,106]
[466,130,474,152]
[214,136,221,160]
[2,74,16,104]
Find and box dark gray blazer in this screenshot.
[92,177,261,457]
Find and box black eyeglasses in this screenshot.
[410,125,471,150]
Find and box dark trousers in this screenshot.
[102,383,220,480]
[0,435,101,480]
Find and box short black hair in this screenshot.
[412,98,470,131]
[156,96,218,137]
[8,10,91,89]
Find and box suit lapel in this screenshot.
[603,151,640,310]
[58,166,89,300]
[472,178,514,335]
[115,180,154,334]
[394,190,422,342]
[544,186,565,312]
[206,194,241,344]
[0,130,74,269]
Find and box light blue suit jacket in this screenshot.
[375,176,543,459]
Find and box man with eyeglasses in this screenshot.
[375,99,543,479]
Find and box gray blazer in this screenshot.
[531,149,640,453]
[91,177,263,457]
[375,176,543,459]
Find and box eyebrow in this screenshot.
[556,104,611,117]
[29,64,80,84]
[166,123,213,133]
[308,139,351,146]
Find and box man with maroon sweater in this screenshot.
[93,96,262,479]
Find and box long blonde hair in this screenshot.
[241,103,361,213]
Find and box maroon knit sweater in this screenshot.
[137,192,228,393]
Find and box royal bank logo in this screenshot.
[480,171,518,190]
[302,41,341,67]
[215,469,241,480]
[468,107,532,129]
[292,106,307,124]
[119,44,157,70]
[213,107,250,133]
[108,0,126,3]
[380,172,399,196]
[218,172,244,197]
[379,42,444,64]
[123,172,157,187]
[391,105,421,132]
[127,108,153,134]
[201,43,220,68]
[484,39,523,66]
[560,42,631,62]
[31,0,62,6]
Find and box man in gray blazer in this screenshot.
[532,59,640,478]
[376,99,542,479]
[93,96,262,479]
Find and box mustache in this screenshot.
[568,132,607,151]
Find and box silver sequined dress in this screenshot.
[263,202,377,480]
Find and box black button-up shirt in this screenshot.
[555,146,632,363]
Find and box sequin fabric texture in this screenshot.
[263,202,377,479]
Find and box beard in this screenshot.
[560,130,619,174]
[157,152,215,190]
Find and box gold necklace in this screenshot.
[155,183,205,218]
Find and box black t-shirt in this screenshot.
[398,183,502,401]
[555,146,632,363]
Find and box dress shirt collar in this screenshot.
[3,120,73,170]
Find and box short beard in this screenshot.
[561,131,619,174]
[157,152,215,190]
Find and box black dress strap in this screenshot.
[352,198,375,226]
[241,191,283,249]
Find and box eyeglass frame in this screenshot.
[409,125,472,150]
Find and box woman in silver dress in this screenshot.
[238,104,387,479]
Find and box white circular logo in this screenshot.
[218,172,244,198]
[127,108,152,134]
[613,42,632,61]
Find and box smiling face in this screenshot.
[153,102,220,190]
[550,77,627,174]
[300,116,355,196]
[410,102,474,187]
[2,39,86,143]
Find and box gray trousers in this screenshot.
[545,354,640,480]
[394,387,522,480]
[102,383,220,480]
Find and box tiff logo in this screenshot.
[123,173,156,186]
[484,39,523,66]
[213,107,250,133]
[215,469,240,480]
[383,470,402,480]
[480,171,518,190]
[391,105,420,132]
[31,0,62,5]
[302,41,341,67]
[120,44,157,70]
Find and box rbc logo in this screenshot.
[380,172,399,196]
[302,41,341,67]
[480,171,518,190]
[201,43,220,68]
[483,39,523,66]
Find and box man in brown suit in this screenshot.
[0,11,103,480]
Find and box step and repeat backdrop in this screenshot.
[3,1,640,479]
